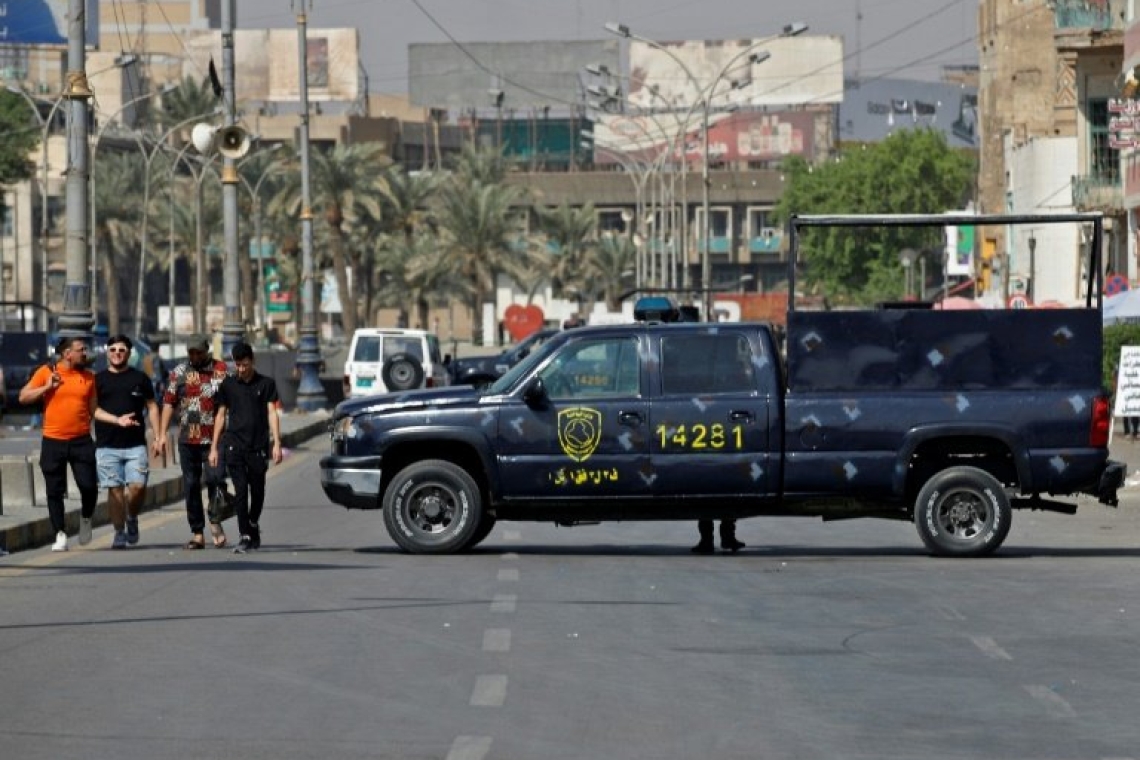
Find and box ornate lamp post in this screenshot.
[605,21,806,319]
[58,0,94,342]
[294,1,328,410]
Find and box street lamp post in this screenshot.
[95,110,218,336]
[6,87,66,330]
[606,21,805,319]
[220,0,244,358]
[236,144,288,332]
[294,1,328,410]
[58,0,94,341]
[1027,234,1037,304]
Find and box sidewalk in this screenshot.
[0,410,331,555]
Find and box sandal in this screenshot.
[209,523,227,548]
[184,535,206,550]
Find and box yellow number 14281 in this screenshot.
[655,423,743,450]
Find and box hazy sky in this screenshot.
[237,0,978,95]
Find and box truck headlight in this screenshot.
[331,415,356,441]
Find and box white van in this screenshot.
[343,328,451,398]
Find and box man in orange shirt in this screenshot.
[19,336,99,552]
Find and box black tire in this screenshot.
[463,514,497,551]
[382,353,424,391]
[914,466,1011,558]
[383,460,482,554]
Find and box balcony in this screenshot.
[1052,0,1123,32]
[749,229,783,254]
[1072,172,1124,211]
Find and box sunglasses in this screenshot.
[108,347,129,354]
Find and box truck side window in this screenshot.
[539,337,640,399]
[661,334,756,395]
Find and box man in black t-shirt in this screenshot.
[209,342,283,554]
[93,335,162,549]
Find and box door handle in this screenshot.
[729,410,754,422]
[619,411,643,426]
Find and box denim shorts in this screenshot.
[96,445,150,489]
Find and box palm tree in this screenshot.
[534,202,597,297]
[375,165,439,324]
[376,228,457,330]
[157,76,219,132]
[435,177,524,341]
[91,151,145,333]
[269,143,390,335]
[590,233,638,310]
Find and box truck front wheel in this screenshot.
[914,466,1011,558]
[383,460,482,554]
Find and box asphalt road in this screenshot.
[2,437,1140,759]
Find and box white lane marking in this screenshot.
[483,628,511,652]
[1024,684,1077,718]
[969,635,1012,660]
[491,593,517,613]
[446,735,493,760]
[503,530,521,541]
[470,675,507,707]
[934,604,966,621]
[501,551,520,560]
[497,568,519,582]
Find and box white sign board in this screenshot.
[1114,346,1140,416]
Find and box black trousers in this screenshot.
[224,445,269,539]
[178,443,227,533]
[40,435,98,533]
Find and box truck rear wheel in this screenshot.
[383,460,482,554]
[914,466,1011,558]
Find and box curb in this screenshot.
[0,413,330,555]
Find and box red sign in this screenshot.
[1106,273,1129,296]
[1008,294,1029,309]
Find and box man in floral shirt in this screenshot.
[157,334,233,549]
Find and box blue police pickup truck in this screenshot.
[320,212,1126,557]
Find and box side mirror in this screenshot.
[522,377,548,407]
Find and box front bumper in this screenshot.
[319,454,385,510]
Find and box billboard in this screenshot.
[181,28,360,103]
[594,109,819,165]
[0,0,99,46]
[410,40,620,109]
[627,35,843,110]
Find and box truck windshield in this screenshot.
[487,338,560,394]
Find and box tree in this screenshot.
[590,233,637,311]
[375,166,439,324]
[534,201,597,297]
[91,151,145,333]
[157,76,219,132]
[435,174,524,341]
[773,129,975,306]
[0,90,40,235]
[269,143,390,335]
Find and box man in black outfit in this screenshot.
[93,334,162,549]
[208,342,283,553]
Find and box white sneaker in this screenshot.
[78,517,93,546]
[51,531,69,552]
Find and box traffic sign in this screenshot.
[1106,273,1129,296]
[1008,294,1029,309]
